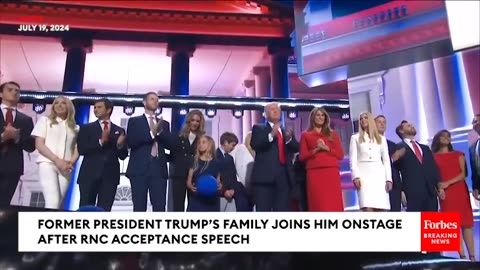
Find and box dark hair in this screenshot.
[374,115,386,121]
[431,130,453,153]
[94,98,114,116]
[143,92,158,101]
[220,132,238,145]
[395,120,408,140]
[0,81,20,93]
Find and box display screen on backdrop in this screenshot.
[445,1,480,51]
[294,0,451,76]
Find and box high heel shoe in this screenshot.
[459,255,466,259]
[469,256,476,262]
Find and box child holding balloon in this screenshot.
[186,135,223,211]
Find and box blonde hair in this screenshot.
[359,112,382,145]
[244,131,255,158]
[179,109,205,138]
[48,96,76,130]
[192,135,216,173]
[307,107,333,139]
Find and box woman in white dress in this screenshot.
[31,96,79,209]
[349,112,392,211]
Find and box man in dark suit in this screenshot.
[469,114,480,201]
[126,92,171,212]
[0,81,35,207]
[250,102,299,212]
[394,120,442,212]
[216,132,252,212]
[77,98,128,211]
[375,115,406,211]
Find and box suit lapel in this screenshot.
[0,109,4,127]
[95,120,103,138]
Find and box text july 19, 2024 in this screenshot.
[36,218,403,245]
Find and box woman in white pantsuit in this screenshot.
[31,96,79,209]
[349,112,392,211]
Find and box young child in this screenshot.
[186,135,222,211]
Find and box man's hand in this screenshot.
[2,125,18,141]
[438,188,446,200]
[117,132,126,146]
[284,129,293,141]
[392,147,406,162]
[270,123,280,137]
[224,189,235,201]
[473,189,480,201]
[401,191,407,207]
[101,128,109,144]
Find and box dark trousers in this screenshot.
[0,174,19,207]
[231,181,252,212]
[171,176,187,212]
[130,158,167,212]
[78,174,118,211]
[253,167,290,212]
[389,185,402,212]
[406,193,438,212]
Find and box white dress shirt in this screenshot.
[1,104,16,122]
[403,138,423,156]
[0,104,18,143]
[267,121,292,144]
[31,116,79,163]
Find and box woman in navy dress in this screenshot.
[186,135,222,211]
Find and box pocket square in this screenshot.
[115,131,120,135]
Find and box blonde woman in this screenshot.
[349,112,392,211]
[31,96,79,209]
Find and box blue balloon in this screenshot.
[76,205,105,212]
[196,175,218,197]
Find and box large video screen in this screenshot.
[445,1,480,51]
[294,0,451,76]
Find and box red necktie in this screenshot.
[103,121,109,132]
[277,132,286,165]
[5,108,13,125]
[411,140,422,163]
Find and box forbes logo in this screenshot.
[420,212,461,252]
[423,220,459,230]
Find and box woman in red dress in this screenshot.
[431,130,475,261]
[299,107,345,211]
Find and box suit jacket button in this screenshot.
[369,157,372,159]
[184,154,187,156]
[182,147,185,149]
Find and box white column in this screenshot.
[414,60,443,141]
[243,80,254,141]
[433,57,464,130]
[252,66,270,125]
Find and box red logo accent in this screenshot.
[421,212,461,252]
